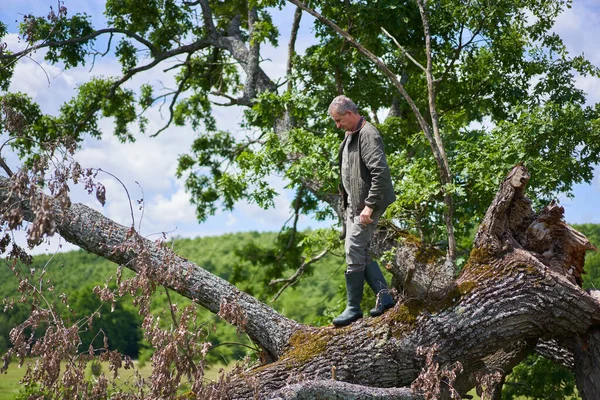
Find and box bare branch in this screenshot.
[286,7,303,94]
[381,27,426,73]
[23,54,52,86]
[151,53,194,138]
[210,90,253,107]
[89,32,114,72]
[0,156,14,177]
[198,0,217,35]
[269,249,329,302]
[416,0,456,262]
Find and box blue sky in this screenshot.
[0,1,599,254]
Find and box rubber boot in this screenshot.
[332,270,365,327]
[364,261,395,317]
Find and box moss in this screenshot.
[414,245,444,265]
[384,299,426,338]
[400,233,422,245]
[466,246,492,265]
[392,304,419,324]
[282,329,334,365]
[457,280,476,294]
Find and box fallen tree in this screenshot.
[1,164,598,399]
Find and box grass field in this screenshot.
[0,359,577,400]
[0,358,228,400]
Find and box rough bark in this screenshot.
[270,381,419,399]
[371,221,453,299]
[535,339,574,370]
[574,327,600,400]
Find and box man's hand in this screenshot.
[359,206,374,225]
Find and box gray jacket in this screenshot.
[338,121,396,216]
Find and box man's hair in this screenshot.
[328,95,358,116]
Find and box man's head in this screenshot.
[328,95,361,131]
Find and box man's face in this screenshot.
[330,110,354,131]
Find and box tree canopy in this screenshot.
[1,0,598,257]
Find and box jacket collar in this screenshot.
[346,117,365,137]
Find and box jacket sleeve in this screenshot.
[360,128,390,210]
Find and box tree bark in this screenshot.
[574,327,600,400]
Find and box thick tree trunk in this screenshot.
[1,165,598,399]
[574,327,600,400]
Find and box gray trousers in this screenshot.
[344,207,384,273]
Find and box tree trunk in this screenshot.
[574,327,600,400]
[1,165,598,399]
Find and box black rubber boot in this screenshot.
[364,261,395,317]
[332,270,365,327]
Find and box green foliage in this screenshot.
[59,77,138,142]
[503,354,577,400]
[69,284,142,357]
[20,13,94,68]
[3,0,598,254]
[115,39,138,72]
[575,224,600,291]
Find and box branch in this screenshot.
[0,28,159,61]
[198,0,217,36]
[107,38,211,98]
[535,339,574,370]
[89,32,115,72]
[269,249,328,302]
[69,37,212,137]
[434,19,486,85]
[381,27,426,73]
[286,7,303,94]
[210,90,253,107]
[151,53,194,138]
[0,175,299,361]
[416,0,456,263]
[0,156,14,177]
[244,4,261,100]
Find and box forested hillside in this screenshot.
[0,231,346,365]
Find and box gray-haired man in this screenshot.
[329,95,396,327]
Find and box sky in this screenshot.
[0,0,599,255]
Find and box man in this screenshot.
[329,95,397,327]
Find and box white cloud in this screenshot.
[575,75,600,105]
[145,185,196,226]
[554,2,600,65]
[225,213,237,227]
